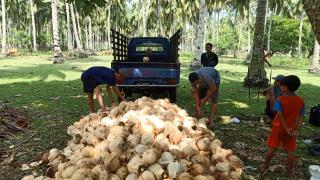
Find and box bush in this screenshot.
[265,16,314,56]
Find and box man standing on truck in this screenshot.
[188,67,220,128]
[201,43,219,67]
[81,66,125,113]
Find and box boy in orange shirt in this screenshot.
[261,75,305,178]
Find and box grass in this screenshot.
[0,54,319,179]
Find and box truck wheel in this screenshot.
[168,87,177,103]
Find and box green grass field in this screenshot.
[0,54,319,179]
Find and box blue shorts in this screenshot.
[81,77,98,93]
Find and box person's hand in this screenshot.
[195,106,204,118]
[286,128,295,137]
[200,98,208,106]
[111,102,117,107]
[292,130,299,137]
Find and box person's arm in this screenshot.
[201,53,205,66]
[294,103,305,136]
[200,84,216,106]
[274,99,293,136]
[106,85,116,105]
[269,88,276,111]
[191,87,203,117]
[212,53,218,67]
[111,86,125,101]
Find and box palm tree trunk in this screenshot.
[238,22,243,51]
[304,0,320,43]
[75,6,82,43]
[1,0,6,54]
[107,6,111,49]
[29,0,37,51]
[70,3,82,50]
[190,0,206,70]
[247,5,251,54]
[233,10,238,57]
[216,10,220,49]
[88,16,93,50]
[66,2,73,51]
[142,0,150,36]
[309,38,320,73]
[85,23,88,49]
[244,0,268,87]
[297,11,304,58]
[51,0,64,63]
[267,9,273,52]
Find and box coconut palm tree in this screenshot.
[309,38,320,73]
[303,0,320,43]
[29,0,37,51]
[244,0,268,87]
[1,0,6,54]
[190,0,206,70]
[70,2,82,50]
[65,2,73,51]
[51,0,63,63]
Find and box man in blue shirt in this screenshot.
[81,66,125,113]
[189,67,220,128]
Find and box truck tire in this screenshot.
[168,87,177,103]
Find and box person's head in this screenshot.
[280,75,301,94]
[114,68,125,84]
[189,72,200,87]
[272,75,285,85]
[205,43,213,53]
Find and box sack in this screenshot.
[309,105,320,127]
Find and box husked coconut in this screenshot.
[62,165,78,178]
[70,168,92,180]
[104,156,121,172]
[116,166,129,179]
[177,172,192,180]
[127,134,140,147]
[191,155,210,167]
[142,149,158,165]
[154,134,170,151]
[194,175,209,180]
[109,174,121,180]
[126,174,138,180]
[158,152,174,165]
[228,155,242,169]
[48,149,60,161]
[21,175,34,180]
[167,161,182,178]
[148,163,165,180]
[127,155,144,174]
[92,165,107,178]
[141,133,154,145]
[134,144,148,155]
[196,138,210,151]
[138,170,156,180]
[190,163,204,176]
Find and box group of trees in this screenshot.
[0,0,319,73]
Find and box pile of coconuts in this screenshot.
[22,97,242,180]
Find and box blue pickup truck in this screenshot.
[110,30,181,102]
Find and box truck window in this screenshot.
[136,43,164,52]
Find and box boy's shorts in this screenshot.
[267,126,296,152]
[198,84,220,104]
[81,77,98,93]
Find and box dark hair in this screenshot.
[205,43,213,48]
[280,75,301,92]
[113,68,120,73]
[188,72,199,83]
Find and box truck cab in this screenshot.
[111,29,181,102]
